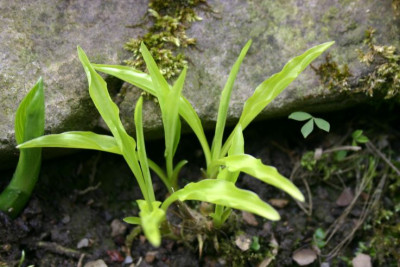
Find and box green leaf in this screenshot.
[221,42,334,156]
[356,135,369,143]
[163,67,186,177]
[211,40,252,160]
[77,46,149,201]
[288,111,312,121]
[18,131,120,154]
[301,119,314,138]
[137,200,166,247]
[352,130,363,139]
[94,64,211,166]
[239,41,334,130]
[92,64,156,95]
[216,154,304,202]
[0,78,45,218]
[123,216,141,225]
[134,97,155,203]
[140,42,170,99]
[15,77,45,144]
[314,118,330,132]
[162,179,281,221]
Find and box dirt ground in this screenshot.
[1,103,399,266]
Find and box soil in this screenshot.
[1,103,399,267]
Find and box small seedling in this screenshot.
[289,111,330,138]
[351,130,369,146]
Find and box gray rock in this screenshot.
[0,0,147,166]
[1,0,399,165]
[118,0,400,134]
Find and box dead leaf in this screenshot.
[352,253,372,267]
[235,234,251,251]
[242,211,259,226]
[269,198,289,208]
[292,248,317,266]
[336,187,354,207]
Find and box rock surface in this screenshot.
[1,0,399,165]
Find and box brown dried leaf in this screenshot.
[242,211,259,226]
[336,187,354,207]
[269,198,289,208]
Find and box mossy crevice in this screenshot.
[314,28,400,100]
[124,0,211,79]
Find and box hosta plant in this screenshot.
[19,40,334,246]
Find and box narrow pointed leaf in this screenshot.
[221,42,334,156]
[313,118,330,132]
[92,64,156,95]
[162,179,281,221]
[211,40,252,160]
[0,78,45,218]
[94,64,211,166]
[134,97,155,202]
[288,111,312,121]
[216,154,304,201]
[301,119,314,138]
[18,131,121,154]
[123,216,141,225]
[77,46,148,200]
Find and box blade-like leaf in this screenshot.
[211,40,252,160]
[0,78,45,218]
[137,200,166,247]
[94,64,211,166]
[221,42,334,156]
[134,97,155,203]
[92,64,156,95]
[313,118,330,132]
[15,77,45,144]
[140,42,170,99]
[288,111,313,121]
[162,179,280,221]
[77,46,149,201]
[301,119,314,138]
[18,131,121,154]
[216,154,305,202]
[123,216,141,225]
[163,67,186,177]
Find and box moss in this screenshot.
[314,28,400,100]
[393,0,400,16]
[124,0,211,79]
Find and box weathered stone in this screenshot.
[0,0,147,166]
[118,0,400,134]
[1,0,399,166]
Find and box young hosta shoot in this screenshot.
[18,40,334,246]
[0,78,45,218]
[289,111,330,138]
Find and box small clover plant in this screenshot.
[19,40,334,246]
[0,78,45,218]
[289,111,330,138]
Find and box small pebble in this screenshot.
[84,259,108,267]
[77,238,90,249]
[145,251,158,263]
[111,219,127,237]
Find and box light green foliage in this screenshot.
[313,228,326,249]
[289,111,330,138]
[19,40,333,247]
[351,129,369,146]
[0,78,45,218]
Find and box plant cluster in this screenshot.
[124,0,209,79]
[17,40,333,247]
